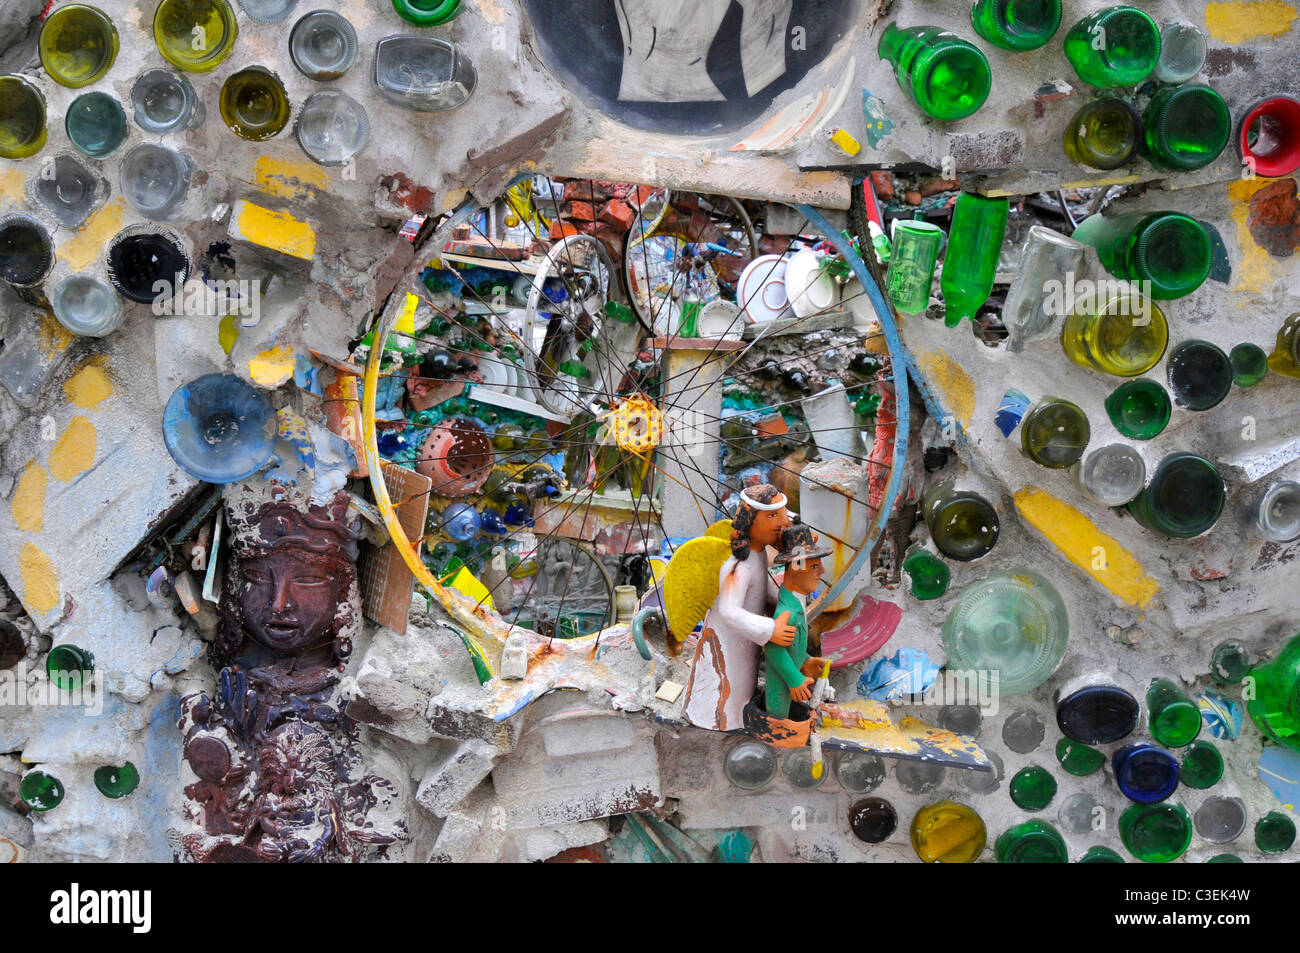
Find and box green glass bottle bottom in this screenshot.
[20,769,65,811]
[393,0,460,26]
[1143,85,1231,171]
[47,644,95,690]
[1010,764,1058,810]
[1079,845,1124,863]
[903,547,950,599]
[1064,8,1161,88]
[1127,453,1224,539]
[1120,802,1192,863]
[1152,702,1202,749]
[913,43,992,121]
[1168,339,1232,411]
[1179,741,1223,789]
[996,820,1067,862]
[928,496,999,562]
[94,762,140,799]
[65,91,127,158]
[1105,379,1170,440]
[1230,343,1268,387]
[971,0,1062,52]
[1056,738,1105,776]
[1255,811,1296,853]
[1133,216,1212,300]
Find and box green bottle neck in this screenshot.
[877,23,940,72]
[877,23,910,67]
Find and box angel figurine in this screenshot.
[682,484,796,731]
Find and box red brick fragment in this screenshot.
[869,170,894,200]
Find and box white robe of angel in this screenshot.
[682,550,778,731]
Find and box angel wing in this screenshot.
[662,534,732,643]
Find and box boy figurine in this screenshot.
[765,525,831,720]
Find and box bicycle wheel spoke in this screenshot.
[358,177,908,666]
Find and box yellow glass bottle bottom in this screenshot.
[910,800,987,862]
[39,6,119,88]
[153,0,238,73]
[1268,312,1300,379]
[0,76,47,159]
[219,68,290,141]
[1062,293,1168,376]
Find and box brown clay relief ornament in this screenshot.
[178,485,405,862]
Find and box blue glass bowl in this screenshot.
[163,374,275,483]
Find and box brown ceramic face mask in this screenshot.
[238,550,341,654]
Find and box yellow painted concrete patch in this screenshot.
[37,308,77,362]
[59,198,125,272]
[12,464,47,532]
[476,0,505,24]
[1205,1,1298,43]
[63,361,113,408]
[254,155,331,200]
[1013,486,1160,608]
[249,345,295,387]
[1226,178,1284,295]
[340,0,372,28]
[0,167,24,203]
[915,350,975,429]
[19,542,59,615]
[48,417,97,483]
[229,200,316,260]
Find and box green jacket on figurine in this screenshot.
[764,525,832,720]
[766,587,810,719]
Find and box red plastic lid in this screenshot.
[1239,96,1300,178]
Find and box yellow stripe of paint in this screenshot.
[19,542,59,615]
[1205,1,1298,43]
[396,293,417,334]
[1060,173,1142,191]
[253,155,331,199]
[48,417,97,483]
[231,201,316,260]
[1013,486,1160,608]
[915,350,975,429]
[63,360,113,408]
[12,463,47,532]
